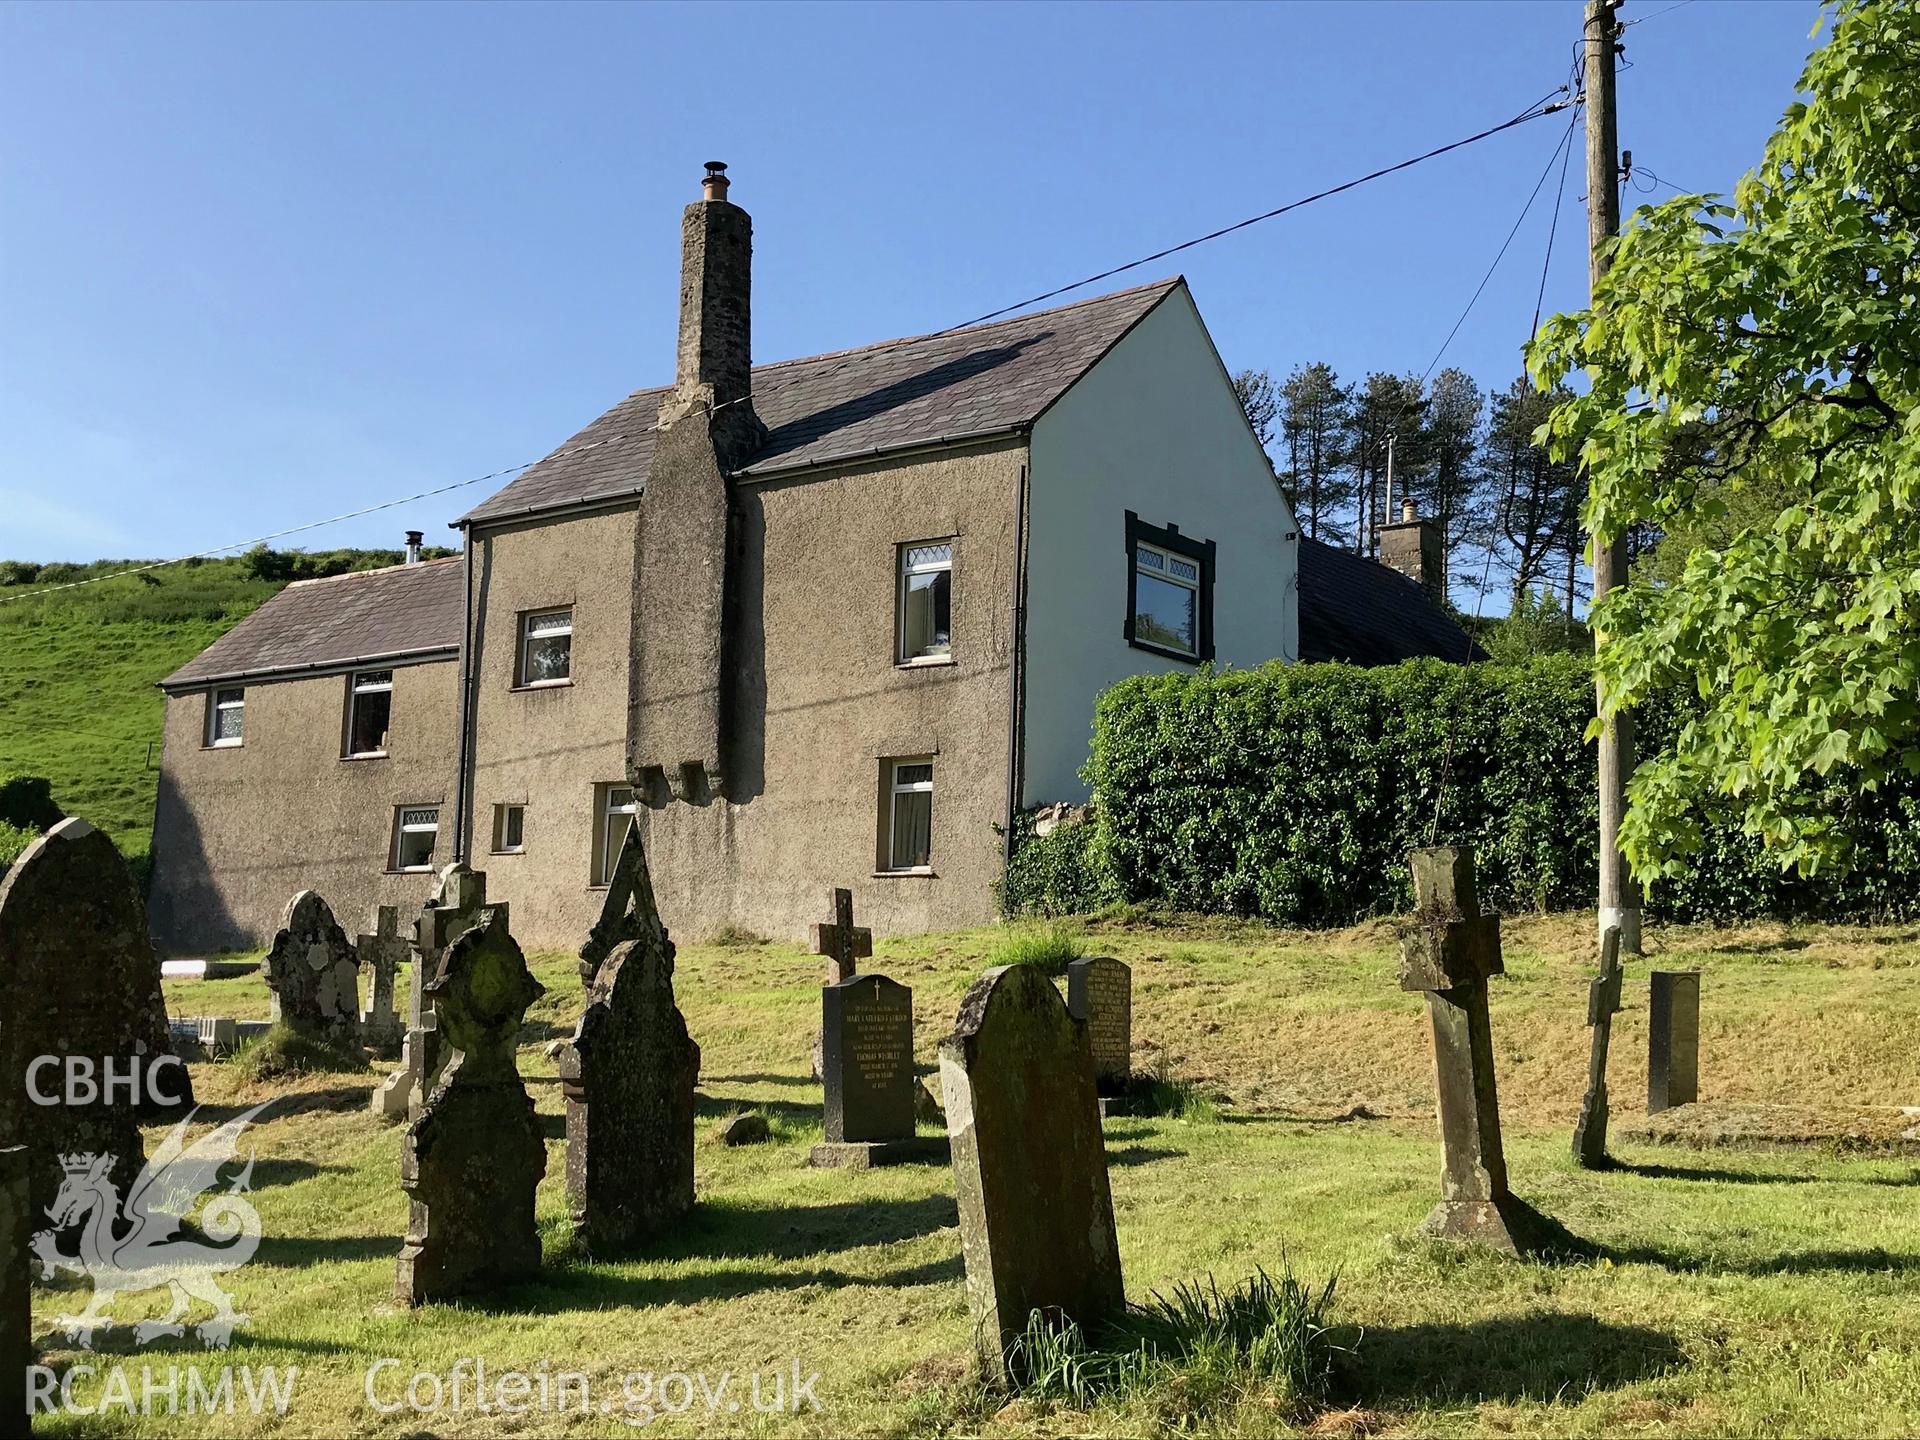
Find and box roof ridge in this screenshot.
[749,276,1185,377]
[282,554,464,590]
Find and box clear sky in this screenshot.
[1,0,1822,564]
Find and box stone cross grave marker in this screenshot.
[808,886,872,1079]
[811,974,946,1169]
[356,904,408,1057]
[1066,957,1132,1113]
[940,964,1124,1385]
[560,829,701,1253]
[264,890,362,1047]
[1,1144,29,1427]
[1648,970,1701,1114]
[373,863,492,1122]
[1399,844,1565,1257]
[1572,926,1625,1168]
[810,888,872,983]
[395,907,546,1306]
[0,818,191,1219]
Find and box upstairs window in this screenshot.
[519,608,573,686]
[884,758,935,872]
[897,541,953,663]
[492,803,526,854]
[1124,513,1215,663]
[346,669,393,757]
[206,687,245,747]
[593,783,636,886]
[392,805,440,873]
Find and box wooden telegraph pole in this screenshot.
[1584,0,1642,954]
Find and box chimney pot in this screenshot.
[1402,499,1418,522]
[404,530,423,564]
[701,161,730,202]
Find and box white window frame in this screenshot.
[594,783,637,886]
[1132,540,1202,659]
[391,805,440,874]
[345,669,393,758]
[518,607,574,687]
[896,540,954,665]
[206,687,245,748]
[492,803,526,855]
[884,757,935,873]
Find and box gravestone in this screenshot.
[1648,970,1701,1114]
[579,828,652,987]
[356,904,408,1057]
[263,890,362,1046]
[1,1145,28,1429]
[808,887,872,1080]
[0,818,190,1219]
[373,864,491,1122]
[940,964,1124,1384]
[1066,957,1132,1114]
[559,830,700,1253]
[394,908,546,1305]
[811,975,946,1168]
[1398,844,1562,1256]
[1572,926,1625,1168]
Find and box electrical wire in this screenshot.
[4,90,1573,607]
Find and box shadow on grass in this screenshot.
[1614,1159,1920,1188]
[695,1092,817,1127]
[1107,1145,1186,1168]
[1342,1312,1684,1406]
[1604,1242,1920,1277]
[251,1234,400,1268]
[188,1087,372,1124]
[657,1193,959,1263]
[246,1157,352,1190]
[707,1073,816,1089]
[476,1252,964,1316]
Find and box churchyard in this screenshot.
[18,886,1919,1437]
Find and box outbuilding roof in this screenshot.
[1296,537,1482,666]
[458,278,1183,527]
[159,556,464,691]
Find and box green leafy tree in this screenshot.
[1531,0,1920,881]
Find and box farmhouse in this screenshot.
[149,165,1467,951]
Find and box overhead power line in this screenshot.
[5,88,1572,607]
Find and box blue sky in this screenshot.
[1,0,1821,564]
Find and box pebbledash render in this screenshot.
[150,164,1466,952]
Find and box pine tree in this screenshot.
[1277,363,1352,543]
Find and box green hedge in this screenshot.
[1003,656,1920,925]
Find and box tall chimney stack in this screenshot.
[1378,499,1445,600]
[656,160,767,468]
[629,162,765,805]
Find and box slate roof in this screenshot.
[459,278,1183,526]
[1296,537,1482,666]
[160,557,465,690]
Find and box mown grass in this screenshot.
[26,913,1920,1437]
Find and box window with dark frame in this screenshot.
[885,758,934,871]
[346,669,393,757]
[519,608,573,685]
[207,687,245,747]
[1124,512,1215,663]
[392,805,439,872]
[897,541,953,663]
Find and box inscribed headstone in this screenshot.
[1065,957,1132,1094]
[1648,970,1701,1114]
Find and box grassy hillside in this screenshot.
[87,911,1920,1438]
[0,549,445,860]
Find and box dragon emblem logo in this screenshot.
[30,1102,272,1349]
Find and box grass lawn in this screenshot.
[29,911,1920,1437]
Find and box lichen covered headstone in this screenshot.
[559,832,699,1253]
[0,818,190,1218]
[1065,956,1132,1099]
[1572,926,1624,1167]
[1399,844,1563,1256]
[356,904,408,1058]
[939,964,1124,1384]
[263,890,362,1046]
[394,908,546,1305]
[374,864,490,1123]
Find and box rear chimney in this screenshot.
[1378,502,1444,600]
[404,530,423,564]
